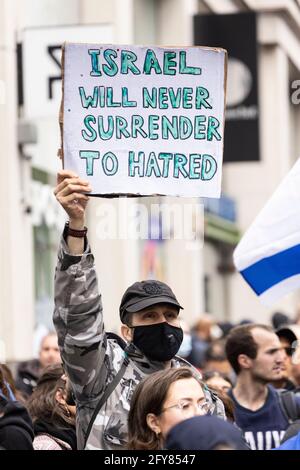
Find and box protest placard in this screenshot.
[62,43,227,197]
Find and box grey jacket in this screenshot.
[53,236,225,450]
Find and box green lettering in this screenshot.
[102,49,118,76]
[179,51,201,75]
[115,116,130,139]
[79,87,99,108]
[128,151,145,177]
[81,115,97,142]
[89,49,101,76]
[182,87,193,109]
[179,116,193,139]
[158,153,173,177]
[102,152,118,176]
[121,50,140,75]
[122,87,137,107]
[146,152,161,177]
[148,115,159,140]
[201,154,217,180]
[168,88,182,108]
[195,87,212,109]
[174,154,189,178]
[189,154,201,179]
[143,87,157,108]
[194,115,206,139]
[143,49,162,75]
[99,86,105,107]
[162,115,179,139]
[207,116,221,141]
[163,51,177,75]
[131,115,147,138]
[106,87,121,107]
[98,116,114,140]
[79,150,100,176]
[159,88,168,109]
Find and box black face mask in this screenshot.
[132,322,183,362]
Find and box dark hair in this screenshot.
[122,311,133,327]
[272,311,292,330]
[225,324,273,375]
[27,364,75,428]
[202,370,232,386]
[127,367,202,450]
[205,339,227,362]
[0,365,9,399]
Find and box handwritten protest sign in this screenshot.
[62,43,227,197]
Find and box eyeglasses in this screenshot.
[160,399,212,416]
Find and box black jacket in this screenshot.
[0,396,34,450]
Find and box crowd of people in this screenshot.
[2,170,300,451]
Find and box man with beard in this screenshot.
[52,170,225,450]
[225,324,300,450]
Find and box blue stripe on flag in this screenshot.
[240,243,300,295]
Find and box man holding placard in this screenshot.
[53,43,227,450]
[53,169,225,450]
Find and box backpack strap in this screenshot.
[278,390,300,424]
[83,352,130,449]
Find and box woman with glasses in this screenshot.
[127,367,216,450]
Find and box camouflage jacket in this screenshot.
[53,237,225,450]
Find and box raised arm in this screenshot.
[53,171,108,402]
[54,169,90,255]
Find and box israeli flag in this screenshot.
[234,159,300,305]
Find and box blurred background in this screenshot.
[1,0,300,363]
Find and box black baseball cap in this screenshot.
[165,415,248,450]
[119,280,183,322]
[276,325,300,345]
